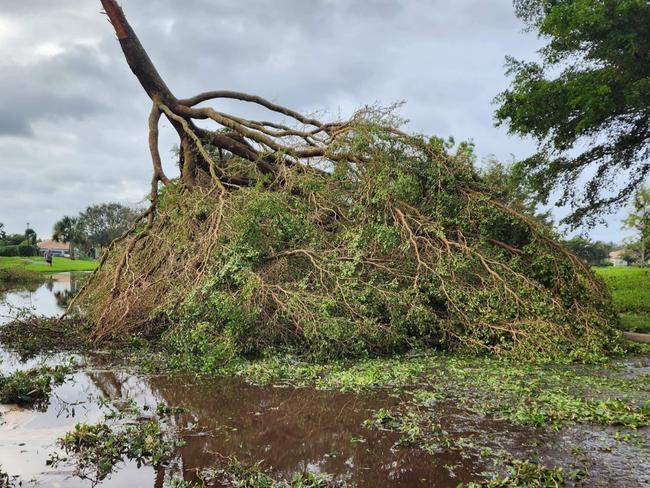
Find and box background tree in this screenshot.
[78,202,139,249]
[53,216,85,260]
[24,228,37,246]
[562,236,612,266]
[0,223,5,241]
[495,0,650,227]
[622,186,650,264]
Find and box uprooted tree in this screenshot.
[69,0,622,363]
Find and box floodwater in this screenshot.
[0,274,649,487]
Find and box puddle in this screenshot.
[1,274,649,487]
[0,272,83,324]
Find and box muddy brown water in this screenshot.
[1,274,649,487]
[0,275,488,487]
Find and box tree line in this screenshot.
[0,203,138,260]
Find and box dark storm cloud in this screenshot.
[0,0,628,241]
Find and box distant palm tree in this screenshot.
[53,216,84,260]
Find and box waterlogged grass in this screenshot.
[458,460,565,487]
[594,267,650,315]
[232,354,650,428]
[0,256,97,273]
[0,316,93,358]
[0,365,70,408]
[198,459,346,487]
[228,354,434,391]
[435,358,650,428]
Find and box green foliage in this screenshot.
[561,237,611,265]
[53,215,84,259]
[47,400,182,481]
[82,112,620,362]
[0,234,27,246]
[622,186,650,263]
[78,202,139,248]
[0,246,18,257]
[0,316,92,357]
[479,158,552,226]
[17,244,38,256]
[0,244,38,257]
[459,460,565,487]
[0,365,70,409]
[593,267,650,314]
[496,0,650,226]
[619,314,650,334]
[200,458,346,487]
[0,266,43,284]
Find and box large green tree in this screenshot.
[622,185,650,264]
[495,0,650,227]
[78,202,138,249]
[562,236,612,265]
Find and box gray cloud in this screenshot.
[0,0,628,242]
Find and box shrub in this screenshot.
[0,245,19,257]
[17,244,38,257]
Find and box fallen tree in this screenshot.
[69,0,622,362]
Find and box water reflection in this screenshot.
[1,276,468,487]
[0,272,86,324]
[0,355,477,488]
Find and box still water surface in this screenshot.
[0,274,476,487]
[1,275,648,487]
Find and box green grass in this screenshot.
[619,314,650,334]
[593,267,650,333]
[594,267,650,314]
[0,256,97,273]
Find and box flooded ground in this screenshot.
[0,275,649,487]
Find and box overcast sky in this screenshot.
[0,0,633,242]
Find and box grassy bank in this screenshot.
[0,267,44,285]
[0,256,97,273]
[594,267,650,333]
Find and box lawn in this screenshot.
[594,266,650,333]
[0,256,98,273]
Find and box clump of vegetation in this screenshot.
[459,460,565,488]
[74,1,622,365]
[0,466,17,488]
[76,119,622,364]
[231,354,649,428]
[0,267,44,285]
[0,365,70,408]
[199,458,346,487]
[47,400,183,482]
[0,316,93,357]
[434,358,650,428]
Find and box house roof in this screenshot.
[37,239,69,251]
[609,250,625,258]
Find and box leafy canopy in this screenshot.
[78,202,138,248]
[53,216,85,259]
[495,0,650,227]
[622,185,650,263]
